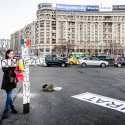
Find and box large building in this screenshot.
[11,31,20,53]
[11,21,36,54]
[11,3,125,56]
[0,39,10,55]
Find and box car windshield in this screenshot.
[121,57,125,61]
[73,57,78,60]
[58,57,67,60]
[46,57,53,61]
[97,56,105,59]
[106,56,112,59]
[54,58,60,60]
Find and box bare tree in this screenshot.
[53,44,66,52]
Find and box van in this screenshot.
[71,52,85,58]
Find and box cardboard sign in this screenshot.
[0,59,17,68]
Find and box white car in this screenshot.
[78,57,109,67]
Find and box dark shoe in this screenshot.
[2,111,9,119]
[10,105,17,114]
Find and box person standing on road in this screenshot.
[1,49,18,118]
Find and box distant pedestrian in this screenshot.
[1,49,18,119]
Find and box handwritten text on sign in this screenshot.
[0,59,17,68]
[72,92,125,113]
[0,58,45,68]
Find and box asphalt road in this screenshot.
[0,65,125,125]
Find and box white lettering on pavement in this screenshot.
[72,92,125,113]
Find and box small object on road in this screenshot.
[42,84,54,92]
[53,87,62,91]
[42,84,62,92]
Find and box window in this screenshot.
[121,58,125,61]
[93,57,99,61]
[46,25,50,27]
[89,57,93,60]
[83,57,87,60]
[40,49,44,52]
[40,40,44,44]
[46,57,53,61]
[97,56,106,60]
[46,48,50,52]
[52,39,56,44]
[46,33,50,36]
[80,49,83,52]
[106,56,112,59]
[40,24,44,27]
[55,58,59,61]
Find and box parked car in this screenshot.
[68,56,79,65]
[96,56,114,65]
[59,57,68,61]
[114,57,125,67]
[78,57,109,67]
[45,57,70,67]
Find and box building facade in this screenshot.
[0,39,10,55]
[11,3,125,56]
[11,31,20,53]
[11,21,36,54]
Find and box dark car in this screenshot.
[114,57,125,67]
[58,57,68,61]
[96,56,114,65]
[45,57,70,67]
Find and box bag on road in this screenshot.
[42,84,54,92]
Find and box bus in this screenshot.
[71,52,86,58]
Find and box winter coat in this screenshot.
[1,67,17,90]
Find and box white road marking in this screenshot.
[53,87,62,91]
[72,92,125,113]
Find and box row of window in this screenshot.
[39,24,124,31]
[36,41,125,46]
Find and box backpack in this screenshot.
[42,84,54,92]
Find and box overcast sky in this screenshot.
[0,0,124,39]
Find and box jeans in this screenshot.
[4,89,13,111]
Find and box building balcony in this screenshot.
[52,30,56,33]
[52,24,56,27]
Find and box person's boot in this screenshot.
[10,105,17,114]
[2,110,9,119]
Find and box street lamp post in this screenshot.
[112,40,115,56]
